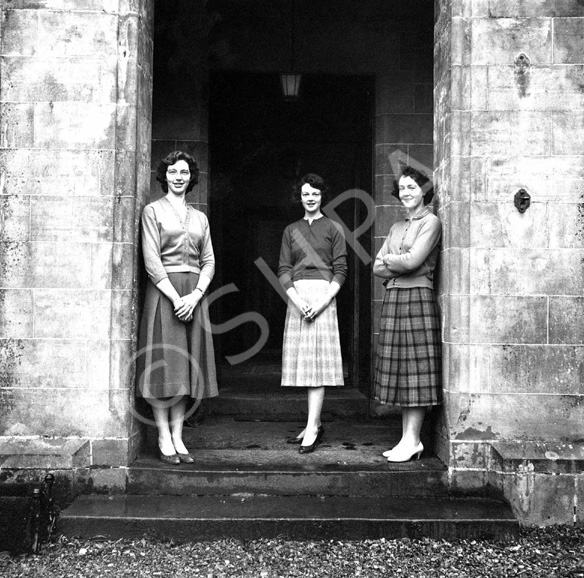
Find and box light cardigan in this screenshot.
[278,216,348,291]
[373,208,441,289]
[141,197,215,286]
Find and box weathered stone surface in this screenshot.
[469,295,547,343]
[37,12,118,58]
[0,149,116,197]
[442,248,471,295]
[0,195,30,242]
[112,196,137,244]
[451,16,471,67]
[0,389,130,438]
[549,297,584,344]
[450,111,471,157]
[488,0,584,18]
[443,295,470,343]
[2,338,87,389]
[31,197,113,243]
[0,291,33,339]
[448,469,489,492]
[444,201,470,248]
[470,111,551,156]
[577,476,584,522]
[483,156,584,202]
[34,289,111,339]
[553,18,584,64]
[470,18,552,66]
[552,111,584,155]
[472,248,583,295]
[0,104,35,148]
[0,9,39,56]
[445,391,584,441]
[33,102,117,150]
[5,1,119,10]
[110,290,134,340]
[490,345,584,394]
[451,440,491,470]
[451,65,488,111]
[91,439,130,467]
[0,438,89,470]
[111,244,135,291]
[501,470,576,525]
[106,339,136,390]
[469,202,549,249]
[1,56,117,103]
[446,343,490,394]
[487,65,584,111]
[548,203,584,249]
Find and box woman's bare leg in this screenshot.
[151,402,175,455]
[170,396,189,454]
[300,387,325,447]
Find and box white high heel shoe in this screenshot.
[386,442,424,463]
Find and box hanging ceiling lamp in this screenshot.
[280,0,301,100]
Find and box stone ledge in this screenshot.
[491,440,584,474]
[0,438,90,470]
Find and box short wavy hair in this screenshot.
[392,166,434,205]
[156,151,200,193]
[291,173,330,204]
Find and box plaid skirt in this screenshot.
[373,287,442,407]
[136,272,218,400]
[281,279,344,387]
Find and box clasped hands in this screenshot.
[173,291,202,322]
[295,294,331,322]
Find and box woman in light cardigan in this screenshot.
[373,166,442,463]
[137,151,217,465]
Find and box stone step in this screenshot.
[59,494,519,542]
[205,386,370,419]
[137,417,447,497]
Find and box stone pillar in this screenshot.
[435,0,584,524]
[0,0,154,495]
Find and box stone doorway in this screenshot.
[208,71,373,394]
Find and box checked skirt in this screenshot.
[281,279,344,388]
[373,287,442,407]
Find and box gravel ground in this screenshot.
[1,526,583,577]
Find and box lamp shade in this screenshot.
[280,73,302,99]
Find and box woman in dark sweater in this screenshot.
[278,173,347,453]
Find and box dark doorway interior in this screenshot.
[209,72,373,392]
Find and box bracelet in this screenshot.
[193,287,204,296]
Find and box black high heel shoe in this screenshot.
[287,425,324,445]
[298,426,325,454]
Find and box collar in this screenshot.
[406,208,431,221]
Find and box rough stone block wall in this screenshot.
[0,0,154,492]
[435,0,584,524]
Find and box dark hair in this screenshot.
[392,166,434,205]
[291,173,330,204]
[156,151,200,193]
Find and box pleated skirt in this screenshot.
[281,279,344,388]
[136,272,218,400]
[373,286,442,407]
